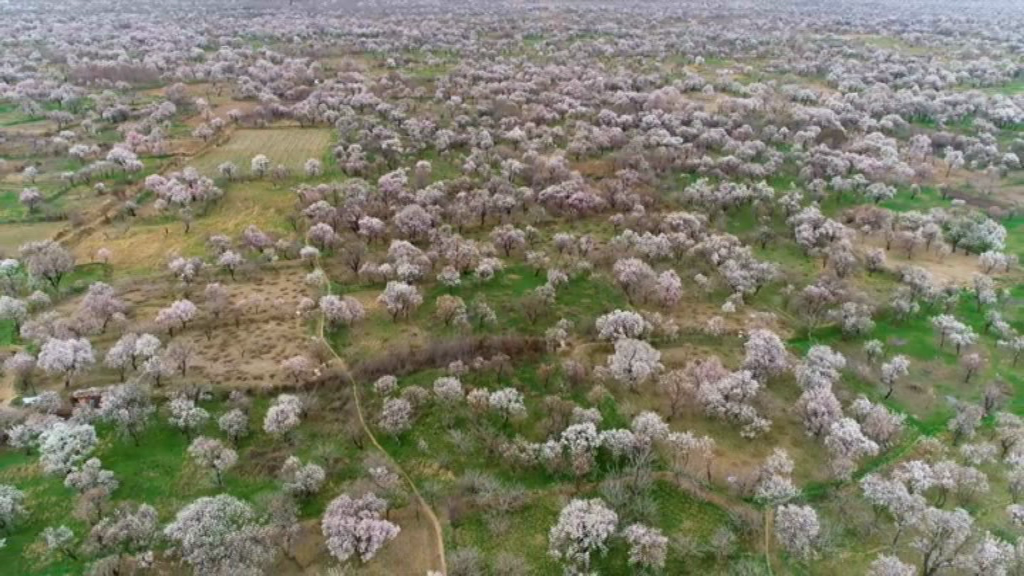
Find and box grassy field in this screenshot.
[0,391,368,575]
[189,128,333,178]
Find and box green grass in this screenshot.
[417,149,463,182]
[1002,215,1024,259]
[821,185,950,217]
[417,264,625,334]
[332,265,625,361]
[61,263,112,296]
[0,393,365,575]
[982,80,1024,96]
[0,318,16,346]
[909,115,975,134]
[453,479,737,575]
[453,491,562,573]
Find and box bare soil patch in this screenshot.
[856,234,1000,286]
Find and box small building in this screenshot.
[71,386,108,408]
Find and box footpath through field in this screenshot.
[316,263,448,575]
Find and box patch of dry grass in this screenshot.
[856,233,1008,286]
[0,221,66,256]
[72,180,297,273]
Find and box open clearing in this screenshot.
[189,128,333,178]
[0,221,66,255]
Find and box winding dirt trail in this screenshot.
[316,265,447,574]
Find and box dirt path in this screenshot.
[316,263,447,574]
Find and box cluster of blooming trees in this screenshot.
[4,0,1024,572]
[0,376,411,573]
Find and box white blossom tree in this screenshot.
[796,386,842,438]
[38,422,97,476]
[867,554,916,576]
[84,502,158,568]
[250,154,271,178]
[378,397,413,437]
[824,418,879,480]
[218,408,250,446]
[0,484,27,534]
[623,523,668,572]
[488,388,527,423]
[64,457,118,495]
[377,281,423,321]
[548,498,618,574]
[155,299,197,336]
[880,355,910,400]
[909,507,973,576]
[698,370,770,438]
[0,296,27,333]
[319,295,366,329]
[163,494,274,576]
[187,436,238,487]
[78,282,127,333]
[775,504,820,561]
[168,396,209,441]
[742,329,789,383]
[595,310,649,341]
[264,394,303,440]
[38,337,94,388]
[4,352,36,394]
[280,456,326,499]
[606,338,662,392]
[321,493,400,564]
[20,240,75,290]
[98,383,154,445]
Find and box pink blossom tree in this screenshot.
[78,282,127,333]
[155,299,197,336]
[606,338,662,392]
[20,240,75,290]
[187,436,238,487]
[489,224,527,257]
[377,282,422,322]
[742,329,789,383]
[321,493,400,563]
[264,394,303,441]
[775,504,820,561]
[319,295,366,329]
[163,494,274,576]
